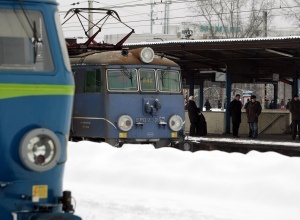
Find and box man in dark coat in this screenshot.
[269,100,274,109]
[286,99,291,109]
[229,94,242,138]
[246,95,262,138]
[187,96,200,136]
[244,98,252,137]
[289,94,300,140]
[204,99,211,111]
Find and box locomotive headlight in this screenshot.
[140,47,154,63]
[19,128,61,172]
[169,115,183,132]
[117,115,133,131]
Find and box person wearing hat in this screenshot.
[289,94,300,140]
[246,95,262,138]
[187,96,200,136]
[286,99,291,110]
[229,94,242,138]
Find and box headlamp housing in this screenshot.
[140,47,154,63]
[117,115,133,131]
[169,115,183,132]
[19,128,61,172]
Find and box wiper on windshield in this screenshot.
[18,0,43,63]
[121,66,133,86]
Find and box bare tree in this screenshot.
[281,0,300,24]
[187,0,275,38]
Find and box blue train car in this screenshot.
[0,0,81,219]
[70,47,185,147]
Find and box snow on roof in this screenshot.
[125,36,300,46]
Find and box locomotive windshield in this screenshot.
[107,68,181,93]
[140,69,156,91]
[0,9,53,72]
[158,69,181,92]
[107,69,138,91]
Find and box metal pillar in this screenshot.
[292,68,299,96]
[189,75,195,97]
[225,73,232,133]
[198,81,204,110]
[273,83,278,109]
[88,0,93,36]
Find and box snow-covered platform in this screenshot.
[180,134,300,157]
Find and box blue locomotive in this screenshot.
[70,47,185,147]
[0,0,80,219]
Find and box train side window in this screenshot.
[139,69,156,92]
[157,70,181,93]
[0,9,53,72]
[107,69,138,92]
[84,69,101,93]
[73,69,85,93]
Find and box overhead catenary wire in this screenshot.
[60,0,300,37]
[59,1,300,23]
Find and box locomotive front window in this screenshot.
[157,70,181,93]
[0,9,53,72]
[139,69,156,91]
[107,69,138,92]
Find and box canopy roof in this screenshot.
[125,36,300,85]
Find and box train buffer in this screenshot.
[175,134,300,157]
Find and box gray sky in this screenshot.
[58,0,189,39]
[57,0,295,40]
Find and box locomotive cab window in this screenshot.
[139,69,156,92]
[85,69,101,93]
[0,9,53,72]
[157,69,181,93]
[73,69,101,93]
[107,69,138,92]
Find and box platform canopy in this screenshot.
[125,36,300,85]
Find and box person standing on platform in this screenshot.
[269,100,274,109]
[289,94,300,140]
[286,99,291,109]
[246,95,262,138]
[204,99,211,111]
[229,94,242,138]
[187,96,200,136]
[244,98,252,137]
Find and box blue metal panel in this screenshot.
[0,0,80,219]
[104,93,185,139]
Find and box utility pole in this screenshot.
[163,0,171,34]
[88,0,94,37]
[150,0,154,34]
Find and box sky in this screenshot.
[57,0,296,41]
[64,139,300,220]
[57,0,187,39]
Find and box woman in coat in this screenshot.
[229,94,242,138]
[187,96,200,136]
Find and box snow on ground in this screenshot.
[64,141,300,220]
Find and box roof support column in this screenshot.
[225,72,232,134]
[198,81,204,110]
[273,83,278,109]
[292,68,299,97]
[189,73,195,97]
